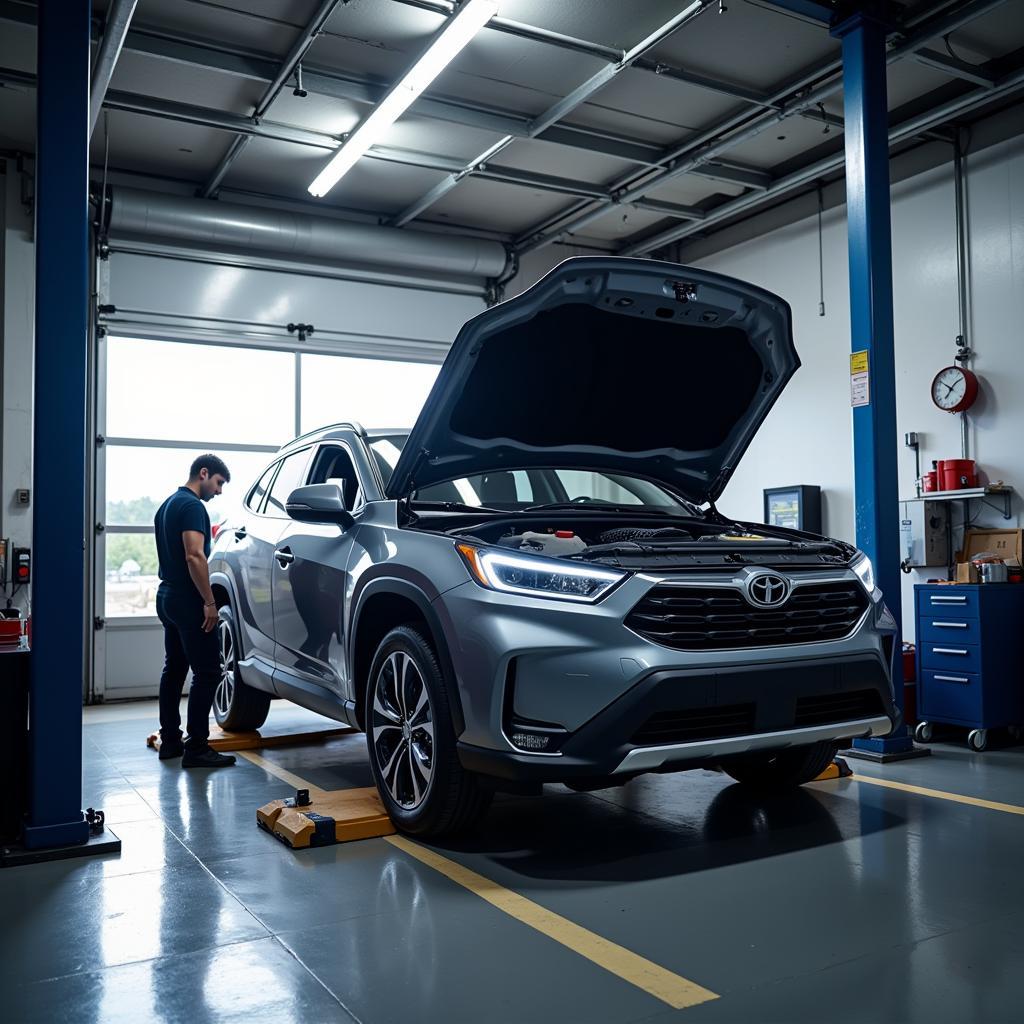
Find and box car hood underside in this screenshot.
[385,257,799,507]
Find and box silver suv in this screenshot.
[209,257,897,836]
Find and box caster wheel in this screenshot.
[914,721,933,743]
[967,728,988,752]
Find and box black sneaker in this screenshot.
[158,740,185,760]
[182,746,237,769]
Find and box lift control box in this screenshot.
[12,547,30,585]
[900,500,948,567]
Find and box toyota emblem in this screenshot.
[745,571,790,608]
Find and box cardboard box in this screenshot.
[954,527,1023,583]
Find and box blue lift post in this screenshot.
[19,0,117,854]
[832,6,927,762]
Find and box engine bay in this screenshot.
[409,510,856,572]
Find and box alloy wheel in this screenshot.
[371,650,434,809]
[214,618,235,718]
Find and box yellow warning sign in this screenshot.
[850,350,869,374]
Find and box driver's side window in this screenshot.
[308,445,361,511]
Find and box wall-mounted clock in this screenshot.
[931,365,979,413]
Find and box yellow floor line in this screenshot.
[237,748,717,1010]
[236,749,328,797]
[386,833,719,1011]
[832,773,1024,817]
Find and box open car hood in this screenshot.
[385,257,799,506]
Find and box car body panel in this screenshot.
[386,257,799,506]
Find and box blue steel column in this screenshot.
[23,0,92,848]
[832,8,914,756]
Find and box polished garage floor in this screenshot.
[2,702,1022,1024]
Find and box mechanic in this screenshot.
[153,454,236,768]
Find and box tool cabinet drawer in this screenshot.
[918,588,979,617]
[918,616,981,644]
[919,642,981,674]
[918,668,983,724]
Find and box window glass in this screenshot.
[301,355,439,433]
[106,337,295,446]
[247,463,279,513]
[105,448,270,530]
[308,446,361,510]
[265,449,312,517]
[105,532,159,618]
[556,471,645,505]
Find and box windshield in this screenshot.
[369,435,693,512]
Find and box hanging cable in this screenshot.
[816,183,825,317]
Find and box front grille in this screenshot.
[794,689,883,726]
[625,580,869,652]
[631,703,756,745]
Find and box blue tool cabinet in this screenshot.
[914,584,1024,751]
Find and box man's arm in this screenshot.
[183,530,218,632]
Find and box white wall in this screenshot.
[687,127,1024,640]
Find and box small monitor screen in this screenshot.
[766,489,801,529]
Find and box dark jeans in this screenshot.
[157,585,219,751]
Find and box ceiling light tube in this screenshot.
[308,0,499,198]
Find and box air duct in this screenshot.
[106,187,510,280]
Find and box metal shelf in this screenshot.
[902,486,1014,520]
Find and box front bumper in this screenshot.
[457,652,898,783]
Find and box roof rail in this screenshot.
[279,421,367,451]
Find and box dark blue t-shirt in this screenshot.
[154,486,210,594]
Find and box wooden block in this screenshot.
[148,725,355,753]
[257,787,394,849]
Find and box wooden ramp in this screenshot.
[257,787,395,848]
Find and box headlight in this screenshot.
[456,543,626,603]
[852,553,876,594]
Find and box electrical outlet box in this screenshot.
[12,546,30,585]
[899,500,948,567]
[15,489,30,506]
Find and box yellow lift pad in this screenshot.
[257,787,395,849]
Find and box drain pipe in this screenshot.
[953,128,973,460]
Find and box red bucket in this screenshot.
[941,459,976,490]
[922,471,938,492]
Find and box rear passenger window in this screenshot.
[265,449,312,517]
[246,464,278,513]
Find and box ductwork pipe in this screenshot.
[106,187,510,279]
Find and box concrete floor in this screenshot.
[2,701,1022,1024]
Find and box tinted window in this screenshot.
[246,463,279,513]
[265,449,312,517]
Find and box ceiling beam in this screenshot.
[89,0,138,135]
[387,1,718,227]
[913,47,998,87]
[198,0,348,198]
[513,0,1009,255]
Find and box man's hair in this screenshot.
[189,454,231,482]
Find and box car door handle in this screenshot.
[274,547,294,566]
[234,528,247,541]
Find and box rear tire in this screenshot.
[722,740,839,790]
[213,604,271,732]
[366,625,491,837]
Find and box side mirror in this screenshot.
[285,483,355,528]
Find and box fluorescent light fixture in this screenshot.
[309,0,499,197]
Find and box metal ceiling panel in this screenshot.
[721,110,840,168]
[0,17,36,74]
[493,137,635,185]
[951,2,1024,57]
[643,173,747,206]
[109,50,265,114]
[0,84,34,150]
[424,174,573,234]
[562,202,671,242]
[124,0,318,56]
[647,0,838,89]
[222,135,452,214]
[88,108,237,180]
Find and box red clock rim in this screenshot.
[930,365,978,414]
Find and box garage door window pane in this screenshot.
[105,532,159,617]
[105,447,272,530]
[107,337,295,446]
[301,354,439,433]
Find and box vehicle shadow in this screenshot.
[430,774,903,885]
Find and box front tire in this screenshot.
[214,605,271,731]
[366,625,491,836]
[722,740,839,790]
